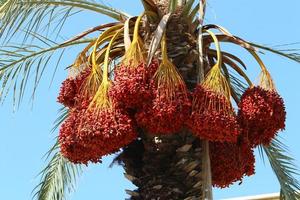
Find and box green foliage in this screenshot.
[51,107,69,133]
[33,108,83,200]
[169,0,178,12]
[0,0,130,107]
[0,0,129,42]
[33,145,83,200]
[250,42,300,64]
[0,36,93,107]
[182,0,195,16]
[263,138,300,200]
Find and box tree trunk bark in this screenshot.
[115,2,207,199]
[122,132,203,200]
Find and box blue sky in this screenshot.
[0,0,300,199]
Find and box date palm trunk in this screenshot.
[122,132,203,200]
[116,1,209,199]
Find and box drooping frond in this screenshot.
[221,64,247,103]
[0,0,129,42]
[51,107,68,133]
[249,42,300,64]
[263,138,300,200]
[141,0,158,16]
[33,108,83,200]
[203,30,300,65]
[0,35,93,107]
[33,146,83,200]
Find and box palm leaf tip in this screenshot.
[0,37,93,106]
[32,107,82,200]
[263,138,300,200]
[0,0,130,43]
[33,150,82,200]
[250,42,300,64]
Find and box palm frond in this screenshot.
[147,13,171,66]
[204,34,300,63]
[33,108,83,200]
[0,0,129,42]
[141,0,158,18]
[249,42,300,64]
[221,63,247,104]
[0,36,93,107]
[51,107,68,133]
[263,138,300,200]
[182,0,195,17]
[33,146,82,200]
[188,3,199,23]
[169,0,178,12]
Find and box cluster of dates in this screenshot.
[57,27,285,187]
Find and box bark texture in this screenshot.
[122,132,203,200]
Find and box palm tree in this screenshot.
[0,0,299,199]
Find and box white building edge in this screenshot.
[222,192,280,200]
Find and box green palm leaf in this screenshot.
[263,138,300,200]
[33,108,83,200]
[51,107,69,133]
[0,36,93,107]
[33,144,83,200]
[249,42,300,64]
[0,0,129,42]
